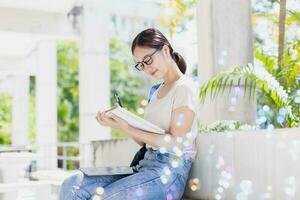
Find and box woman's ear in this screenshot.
[162,45,171,56]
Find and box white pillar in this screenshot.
[197,0,256,125]
[36,40,57,169]
[79,0,111,167]
[12,74,29,147]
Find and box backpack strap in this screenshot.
[130,83,162,170]
[148,83,162,103]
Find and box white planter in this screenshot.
[185,128,300,200]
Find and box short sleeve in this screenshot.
[173,84,197,112]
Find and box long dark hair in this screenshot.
[131,28,186,74]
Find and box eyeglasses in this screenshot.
[134,46,163,71]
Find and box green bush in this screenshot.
[0,94,12,144]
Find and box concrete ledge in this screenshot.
[92,138,140,167]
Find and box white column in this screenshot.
[197,0,256,125]
[196,0,216,124]
[35,40,57,169]
[79,0,111,167]
[12,74,29,147]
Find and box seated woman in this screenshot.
[59,28,198,200]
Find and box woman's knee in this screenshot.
[60,171,85,197]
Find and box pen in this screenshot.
[114,93,123,107]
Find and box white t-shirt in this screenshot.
[144,75,198,160]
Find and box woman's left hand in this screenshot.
[96,111,129,132]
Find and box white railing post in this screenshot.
[62,145,67,170]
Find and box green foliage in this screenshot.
[160,0,197,38]
[254,7,300,28]
[56,38,151,140]
[57,41,79,142]
[28,77,36,144]
[199,120,255,133]
[199,61,300,128]
[0,37,152,144]
[255,2,300,128]
[0,77,36,145]
[0,94,12,144]
[200,0,300,129]
[110,37,140,112]
[57,146,79,170]
[200,64,285,106]
[287,10,300,26]
[109,37,150,138]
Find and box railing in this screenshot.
[0,145,33,153]
[0,142,88,200]
[0,142,81,170]
[57,142,80,170]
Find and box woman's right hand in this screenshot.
[95,111,129,132]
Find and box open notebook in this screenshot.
[79,105,165,176]
[105,105,165,134]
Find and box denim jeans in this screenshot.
[59,148,192,200]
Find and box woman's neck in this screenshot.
[163,62,183,86]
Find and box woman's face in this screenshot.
[133,45,171,80]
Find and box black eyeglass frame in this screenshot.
[134,46,163,71]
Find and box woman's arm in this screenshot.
[125,126,164,148]
[96,111,163,148]
[96,107,195,149]
[124,106,195,148]
[132,137,145,146]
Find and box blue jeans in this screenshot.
[59,148,192,200]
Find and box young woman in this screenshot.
[59,28,198,200]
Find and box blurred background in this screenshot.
[0,0,299,199]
